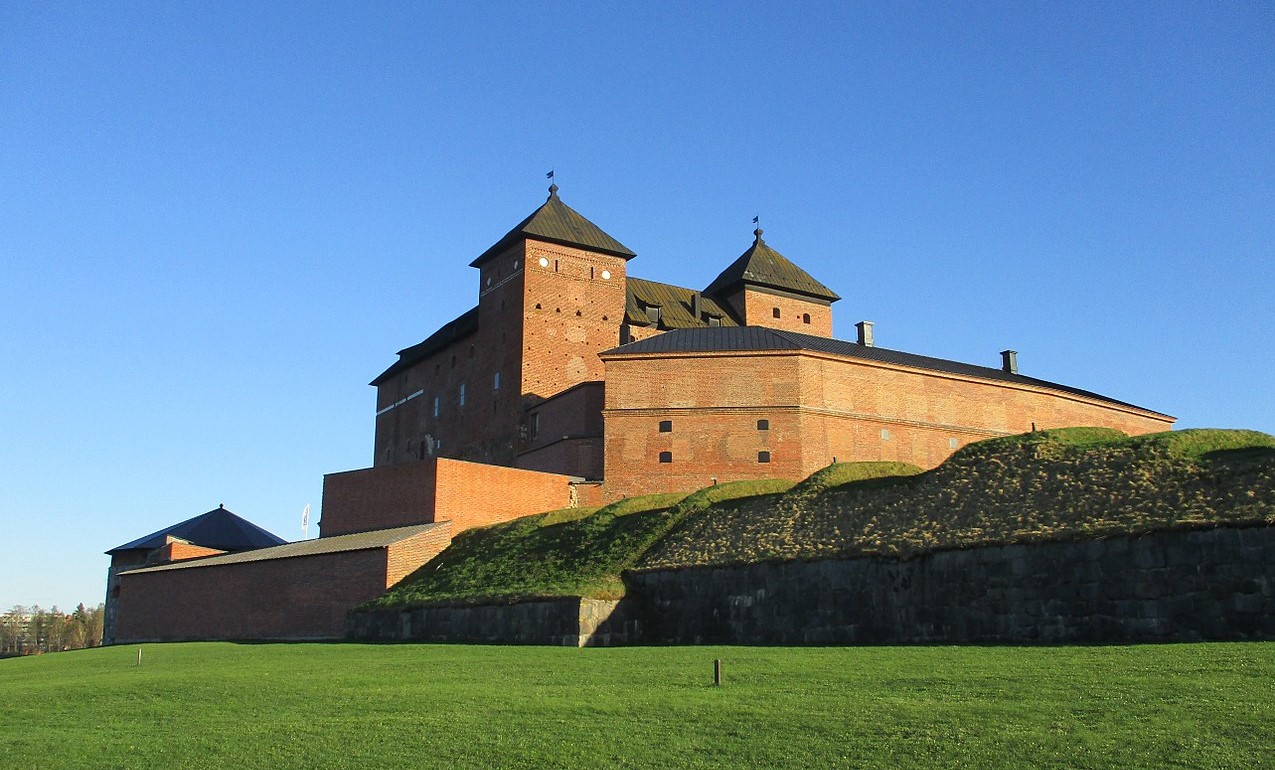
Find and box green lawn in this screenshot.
[1,642,1272,769]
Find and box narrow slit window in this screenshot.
[459,383,466,406]
[433,397,440,417]
[493,371,500,390]
[531,413,540,438]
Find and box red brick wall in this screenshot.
[374,238,628,479]
[601,349,1173,498]
[385,524,455,588]
[114,549,395,642]
[321,461,439,536]
[516,381,604,478]
[724,288,834,337]
[322,457,578,536]
[152,542,226,564]
[434,458,576,531]
[520,240,627,400]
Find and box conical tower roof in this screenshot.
[470,184,635,267]
[106,505,287,555]
[703,228,839,302]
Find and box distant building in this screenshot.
[106,185,1175,642]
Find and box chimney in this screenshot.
[691,291,702,321]
[1001,349,1018,374]
[856,321,874,347]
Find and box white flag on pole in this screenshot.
[301,503,311,539]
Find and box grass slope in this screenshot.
[367,481,792,609]
[2,641,1272,770]
[371,428,1275,608]
[642,428,1275,568]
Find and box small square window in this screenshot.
[757,419,769,431]
[881,428,891,441]
[658,451,672,463]
[802,313,811,324]
[772,307,781,318]
[949,438,959,449]
[658,420,672,433]
[758,451,771,463]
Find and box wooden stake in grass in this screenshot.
[713,658,722,686]
[136,648,142,667]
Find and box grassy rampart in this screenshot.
[371,428,1275,609]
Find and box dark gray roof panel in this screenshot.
[370,307,480,386]
[703,230,840,302]
[120,524,447,574]
[107,506,287,555]
[625,277,741,329]
[601,326,1170,416]
[470,186,635,267]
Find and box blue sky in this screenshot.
[2,2,1271,610]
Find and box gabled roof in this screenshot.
[470,185,636,267]
[107,505,287,556]
[703,229,840,303]
[626,277,741,329]
[601,326,1172,417]
[371,306,480,386]
[119,523,447,574]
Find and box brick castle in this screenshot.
[104,185,1174,643]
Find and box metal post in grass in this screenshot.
[713,658,722,686]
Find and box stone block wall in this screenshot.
[348,597,637,647]
[628,525,1275,645]
[346,525,1274,646]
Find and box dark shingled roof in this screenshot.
[601,326,1171,417]
[470,185,635,268]
[703,229,840,303]
[107,505,287,556]
[626,277,741,329]
[371,306,479,386]
[120,524,446,574]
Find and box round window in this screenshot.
[601,270,611,280]
[538,257,550,268]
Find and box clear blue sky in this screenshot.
[2,3,1271,610]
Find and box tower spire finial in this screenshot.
[752,215,762,241]
[546,169,557,197]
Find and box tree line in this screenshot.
[0,604,105,656]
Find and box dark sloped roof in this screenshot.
[626,277,741,329]
[371,306,480,386]
[120,524,447,574]
[107,505,287,555]
[470,185,635,267]
[703,229,840,302]
[601,326,1171,417]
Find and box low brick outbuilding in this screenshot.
[113,523,452,642]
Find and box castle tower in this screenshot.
[703,229,840,336]
[370,184,633,476]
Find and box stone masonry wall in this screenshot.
[348,597,637,647]
[346,525,1274,646]
[629,525,1275,645]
